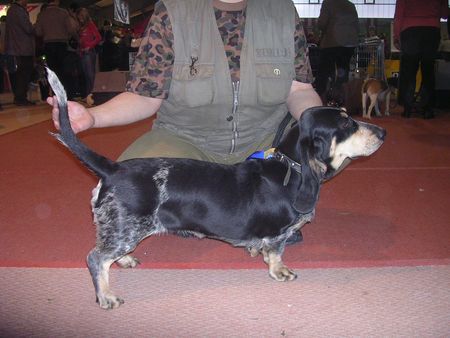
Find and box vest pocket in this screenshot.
[255,64,293,106]
[171,64,215,107]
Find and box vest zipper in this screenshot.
[230,80,240,154]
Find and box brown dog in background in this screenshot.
[361,78,394,119]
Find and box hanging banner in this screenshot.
[114,0,129,25]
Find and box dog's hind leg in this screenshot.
[262,239,297,282]
[362,92,368,118]
[87,234,143,310]
[367,94,378,119]
[385,91,391,116]
[87,248,124,310]
[374,98,382,117]
[87,213,149,309]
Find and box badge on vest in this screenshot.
[255,48,291,58]
[190,56,198,77]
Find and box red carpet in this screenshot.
[1,114,450,269]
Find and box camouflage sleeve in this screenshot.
[294,11,314,84]
[125,1,174,98]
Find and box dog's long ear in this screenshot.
[293,130,326,214]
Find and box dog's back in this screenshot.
[362,78,388,96]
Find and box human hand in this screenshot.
[393,39,401,50]
[48,96,95,133]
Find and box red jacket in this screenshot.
[79,20,101,51]
[393,0,449,41]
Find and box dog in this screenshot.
[47,68,386,310]
[361,78,395,119]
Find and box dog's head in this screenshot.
[278,106,386,213]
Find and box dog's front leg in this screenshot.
[262,240,297,282]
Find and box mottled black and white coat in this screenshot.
[47,68,386,310]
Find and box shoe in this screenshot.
[14,99,36,106]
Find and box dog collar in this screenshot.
[273,151,302,186]
[247,149,301,186]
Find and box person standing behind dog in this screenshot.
[76,7,101,105]
[315,0,359,103]
[394,0,449,119]
[5,0,35,106]
[34,0,78,99]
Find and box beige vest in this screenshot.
[155,0,296,157]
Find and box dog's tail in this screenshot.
[47,67,117,179]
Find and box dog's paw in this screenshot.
[97,294,124,310]
[385,112,390,116]
[269,265,297,282]
[116,255,140,268]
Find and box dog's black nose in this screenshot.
[367,124,386,141]
[377,128,387,141]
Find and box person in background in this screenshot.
[394,0,449,119]
[5,0,35,106]
[315,0,359,104]
[98,20,120,72]
[77,7,101,105]
[34,0,78,99]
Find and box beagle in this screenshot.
[362,78,395,119]
[47,68,386,310]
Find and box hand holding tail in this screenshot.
[47,89,95,134]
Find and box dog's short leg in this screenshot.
[87,249,124,310]
[367,94,378,119]
[385,91,391,116]
[362,92,367,118]
[262,241,297,282]
[116,255,140,268]
[374,99,382,117]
